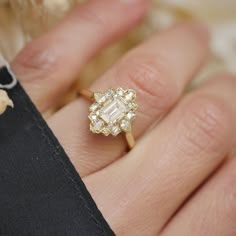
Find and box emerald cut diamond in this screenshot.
[100,98,127,124]
[89,88,137,136]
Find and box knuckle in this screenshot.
[181,94,232,154]
[118,55,177,112]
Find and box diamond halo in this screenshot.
[89,88,137,136]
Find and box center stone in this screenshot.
[100,98,127,124]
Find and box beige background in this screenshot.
[0,0,235,95]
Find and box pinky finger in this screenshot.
[161,154,236,236]
[161,74,236,236]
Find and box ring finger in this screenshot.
[86,74,236,235]
[48,23,210,177]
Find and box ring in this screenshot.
[78,88,138,150]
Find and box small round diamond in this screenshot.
[125,90,136,102]
[102,127,111,136]
[105,89,115,98]
[89,113,97,121]
[126,112,136,120]
[120,119,131,132]
[117,88,124,96]
[95,110,101,116]
[128,102,138,111]
[90,120,104,133]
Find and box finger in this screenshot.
[12,0,149,112]
[48,23,210,177]
[161,156,236,236]
[161,76,236,236]
[84,74,236,235]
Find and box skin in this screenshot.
[9,0,236,235]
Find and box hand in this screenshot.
[10,0,236,235]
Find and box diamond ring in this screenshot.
[78,88,138,150]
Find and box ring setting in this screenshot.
[78,87,138,150]
[89,88,137,136]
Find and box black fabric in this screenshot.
[0,68,115,236]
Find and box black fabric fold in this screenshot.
[0,68,114,236]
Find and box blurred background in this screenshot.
[0,0,235,105]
